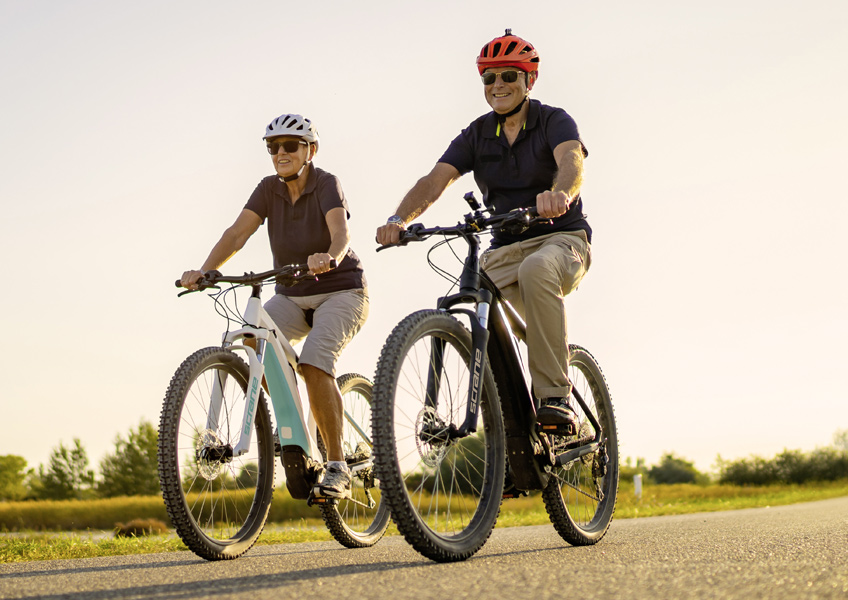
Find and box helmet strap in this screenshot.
[496,94,527,122]
[280,161,310,183]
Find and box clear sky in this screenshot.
[2,0,846,475]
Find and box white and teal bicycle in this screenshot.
[158,263,389,560]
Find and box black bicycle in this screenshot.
[372,193,618,562]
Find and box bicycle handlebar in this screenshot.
[175,260,337,295]
[377,205,549,252]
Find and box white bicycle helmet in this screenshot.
[263,113,320,150]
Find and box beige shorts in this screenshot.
[264,288,369,377]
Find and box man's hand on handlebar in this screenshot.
[376,222,405,246]
[536,190,571,219]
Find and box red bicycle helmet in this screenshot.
[476,29,540,75]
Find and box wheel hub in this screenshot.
[415,407,451,467]
[195,429,233,480]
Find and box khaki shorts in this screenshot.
[264,288,369,377]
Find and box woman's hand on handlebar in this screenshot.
[307,253,335,275]
[179,269,205,290]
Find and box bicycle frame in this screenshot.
[436,231,606,491]
[209,285,321,460]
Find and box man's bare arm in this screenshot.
[537,140,585,218]
[376,162,461,245]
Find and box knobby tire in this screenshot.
[372,310,505,563]
[158,347,275,560]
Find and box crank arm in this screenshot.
[554,441,600,467]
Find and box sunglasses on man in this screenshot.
[266,139,307,155]
[480,70,525,85]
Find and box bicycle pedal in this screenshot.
[307,489,338,506]
[502,486,530,499]
[536,422,577,436]
[281,445,322,500]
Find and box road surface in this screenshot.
[2,496,847,599]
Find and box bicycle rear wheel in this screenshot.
[318,373,390,547]
[373,310,505,562]
[542,344,619,545]
[158,347,275,560]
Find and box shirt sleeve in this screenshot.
[316,173,350,218]
[438,126,476,175]
[244,178,270,222]
[545,109,588,158]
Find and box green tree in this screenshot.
[99,420,160,497]
[39,439,95,500]
[648,452,707,485]
[0,455,29,501]
[235,462,259,489]
[833,429,848,452]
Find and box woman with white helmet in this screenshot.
[180,113,368,499]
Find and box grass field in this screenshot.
[3,480,847,563]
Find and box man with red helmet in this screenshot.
[377,29,591,434]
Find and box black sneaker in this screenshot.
[281,445,323,500]
[536,397,578,435]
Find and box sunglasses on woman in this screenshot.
[480,70,524,85]
[266,139,307,155]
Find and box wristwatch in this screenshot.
[386,215,405,226]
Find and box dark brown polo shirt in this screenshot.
[245,165,366,296]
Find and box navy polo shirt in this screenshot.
[439,99,591,248]
[245,166,366,296]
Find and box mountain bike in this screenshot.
[158,264,389,560]
[372,193,618,562]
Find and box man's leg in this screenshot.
[517,233,589,431]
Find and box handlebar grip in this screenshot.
[329,258,337,269]
[174,279,181,288]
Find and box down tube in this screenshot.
[263,345,316,457]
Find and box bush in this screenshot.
[648,453,708,485]
[718,446,848,485]
[114,518,169,537]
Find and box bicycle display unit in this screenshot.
[158,264,389,560]
[372,193,619,562]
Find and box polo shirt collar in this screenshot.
[482,98,541,139]
[274,163,318,198]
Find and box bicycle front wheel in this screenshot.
[319,373,390,547]
[158,347,275,560]
[542,344,619,545]
[373,310,505,562]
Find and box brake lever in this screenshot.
[376,223,427,251]
[174,270,222,296]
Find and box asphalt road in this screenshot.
[2,496,847,599]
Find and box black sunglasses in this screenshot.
[481,70,524,85]
[266,139,307,155]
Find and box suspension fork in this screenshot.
[429,288,492,437]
